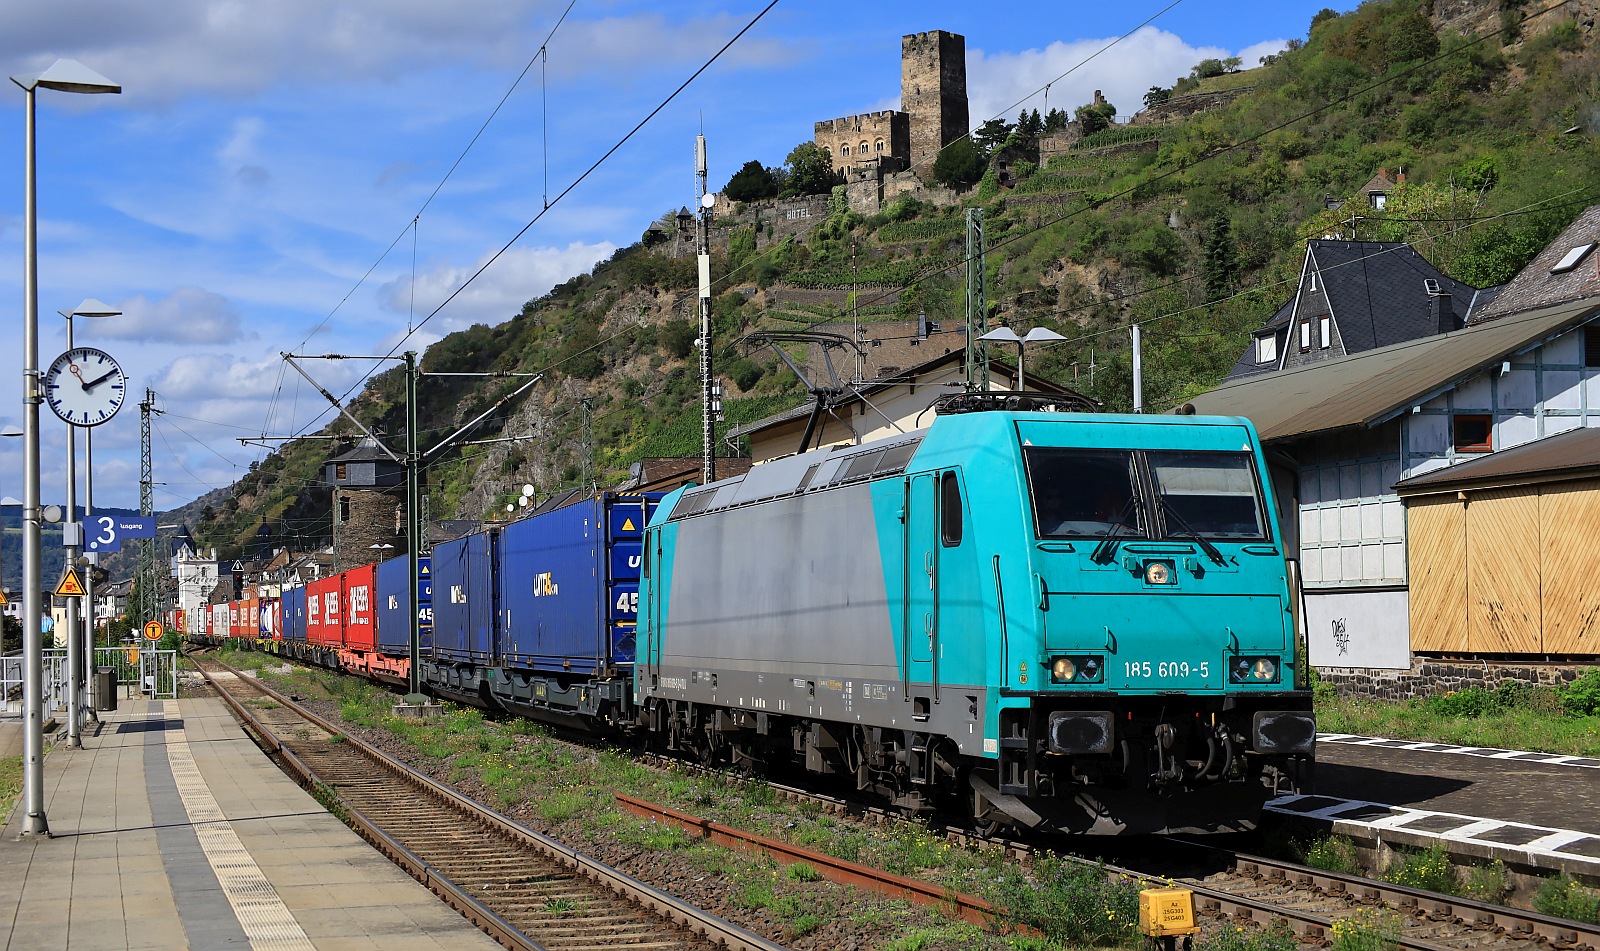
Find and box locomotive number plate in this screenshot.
[1123,661,1211,680]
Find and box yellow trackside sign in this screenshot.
[53,567,86,598]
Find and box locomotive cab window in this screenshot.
[1146,450,1268,540]
[940,471,962,546]
[1024,448,1146,540]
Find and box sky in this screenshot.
[0,0,1337,512]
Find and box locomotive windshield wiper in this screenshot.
[1159,495,1227,566]
[1090,496,1141,565]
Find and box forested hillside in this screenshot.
[190,0,1600,562]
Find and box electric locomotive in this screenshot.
[637,395,1315,834]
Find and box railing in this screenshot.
[1,646,178,717]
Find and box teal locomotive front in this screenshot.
[637,404,1314,834]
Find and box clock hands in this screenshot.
[81,368,119,391]
[69,362,86,387]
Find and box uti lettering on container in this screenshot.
[450,585,466,604]
[533,572,559,597]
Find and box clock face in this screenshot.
[43,347,127,427]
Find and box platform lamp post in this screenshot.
[58,300,120,748]
[12,59,121,837]
[978,326,1066,391]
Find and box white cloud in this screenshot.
[1238,38,1293,69]
[967,27,1241,127]
[0,3,795,103]
[382,240,615,333]
[80,286,250,344]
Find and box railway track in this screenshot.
[192,657,788,951]
[196,650,1600,951]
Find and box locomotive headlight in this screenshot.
[1144,560,1174,585]
[1229,655,1281,683]
[1049,655,1104,684]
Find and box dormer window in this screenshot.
[1370,192,1387,210]
[1256,335,1277,364]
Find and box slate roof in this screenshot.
[1187,297,1600,442]
[1468,205,1600,324]
[328,436,398,464]
[1225,240,1488,381]
[1394,424,1600,496]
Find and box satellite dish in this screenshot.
[43,505,62,523]
[505,503,515,512]
[517,496,529,507]
[522,484,535,497]
[700,193,716,209]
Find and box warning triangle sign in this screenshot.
[0,587,8,605]
[621,518,636,532]
[54,566,86,598]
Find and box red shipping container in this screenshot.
[343,565,377,653]
[307,575,343,648]
[243,594,259,639]
[229,601,242,638]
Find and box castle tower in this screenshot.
[902,30,969,176]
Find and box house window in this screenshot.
[337,497,351,522]
[1586,326,1600,368]
[1453,415,1492,453]
[1256,335,1277,364]
[840,144,849,156]
[859,141,869,155]
[335,463,347,480]
[875,139,884,152]
[1307,270,1318,292]
[1370,192,1387,210]
[1299,320,1312,352]
[1318,315,1331,349]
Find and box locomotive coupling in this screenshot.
[1251,711,1317,755]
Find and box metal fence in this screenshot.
[1,646,178,717]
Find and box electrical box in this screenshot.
[1139,887,1198,938]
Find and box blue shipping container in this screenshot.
[375,555,432,656]
[496,493,656,675]
[431,531,497,663]
[281,587,308,644]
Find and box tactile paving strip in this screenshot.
[1267,793,1600,874]
[1317,733,1600,768]
[162,700,318,951]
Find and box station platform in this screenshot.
[0,698,501,951]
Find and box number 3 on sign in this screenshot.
[87,515,121,553]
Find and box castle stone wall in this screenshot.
[814,111,909,176]
[902,30,968,178]
[1319,659,1595,701]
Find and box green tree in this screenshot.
[1075,98,1118,136]
[973,118,1013,156]
[723,159,780,202]
[1202,213,1240,299]
[781,142,835,197]
[1017,109,1044,138]
[1042,108,1070,133]
[1144,86,1172,108]
[932,136,986,188]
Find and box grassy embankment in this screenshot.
[1313,671,1600,757]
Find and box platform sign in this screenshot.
[143,620,164,641]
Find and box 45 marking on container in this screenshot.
[615,590,639,615]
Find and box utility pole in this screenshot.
[139,389,157,626]
[696,133,717,484]
[1132,324,1144,414]
[279,353,541,707]
[965,208,989,392]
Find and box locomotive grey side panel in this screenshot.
[662,482,899,677]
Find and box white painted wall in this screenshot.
[1306,587,1411,669]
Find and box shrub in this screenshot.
[1461,861,1509,903]
[1534,876,1600,924]
[986,852,1140,946]
[1329,908,1401,951]
[1303,835,1361,875]
[1383,844,1457,895]
[1202,920,1298,951]
[1561,669,1600,716]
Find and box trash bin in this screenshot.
[94,667,117,712]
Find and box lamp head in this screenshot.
[59,298,121,319]
[1023,328,1067,344]
[978,327,1021,343]
[12,60,121,95]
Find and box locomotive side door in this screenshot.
[904,472,941,715]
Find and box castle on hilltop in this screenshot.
[813,30,971,212]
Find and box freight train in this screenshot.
[194,398,1315,835]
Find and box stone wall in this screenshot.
[814,111,909,176]
[332,487,404,571]
[902,30,968,177]
[1319,659,1596,701]
[1133,87,1254,124]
